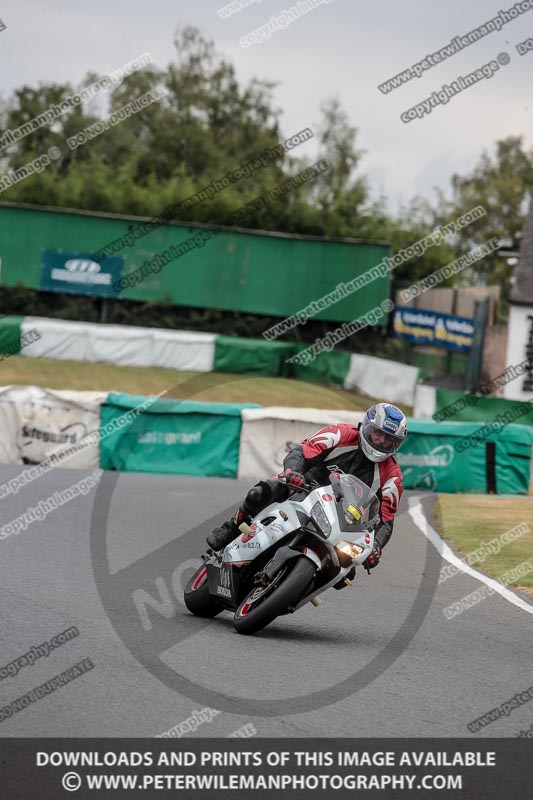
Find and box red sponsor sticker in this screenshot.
[321,493,333,502]
[241,523,258,544]
[365,533,371,544]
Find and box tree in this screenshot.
[310,97,369,236]
[432,136,533,306]
[1,26,526,313]
[0,27,292,223]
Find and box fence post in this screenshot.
[465,298,489,393]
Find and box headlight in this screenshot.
[335,540,365,560]
[310,501,331,537]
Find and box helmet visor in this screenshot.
[361,419,404,455]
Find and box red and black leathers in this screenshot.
[283,424,404,550]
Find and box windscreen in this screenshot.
[331,474,380,531]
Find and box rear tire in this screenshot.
[184,564,223,618]
[233,557,315,636]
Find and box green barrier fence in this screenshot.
[0,316,23,355]
[100,393,259,478]
[0,203,390,323]
[212,335,352,388]
[213,335,301,377]
[435,388,533,427]
[290,349,352,389]
[86,391,533,492]
[397,419,533,494]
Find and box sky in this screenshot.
[1,0,532,213]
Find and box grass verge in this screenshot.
[437,494,533,592]
[0,355,384,412]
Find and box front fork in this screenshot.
[261,544,321,584]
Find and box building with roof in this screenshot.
[504,192,533,400]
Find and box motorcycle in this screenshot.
[184,473,380,635]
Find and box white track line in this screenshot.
[408,496,533,615]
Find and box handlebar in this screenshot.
[278,476,344,503]
[276,477,315,494]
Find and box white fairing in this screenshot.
[223,484,374,568]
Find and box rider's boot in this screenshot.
[206,517,240,552]
[206,484,269,552]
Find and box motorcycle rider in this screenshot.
[207,402,407,571]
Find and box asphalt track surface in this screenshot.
[1,463,531,738]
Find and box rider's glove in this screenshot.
[278,468,305,488]
[364,544,382,570]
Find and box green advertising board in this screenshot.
[99,393,259,478]
[397,419,533,494]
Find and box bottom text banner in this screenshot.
[1,738,531,798]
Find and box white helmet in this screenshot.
[360,403,407,463]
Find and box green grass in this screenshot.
[437,494,533,591]
[0,355,383,412]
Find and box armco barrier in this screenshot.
[99,393,260,477]
[12,314,421,405]
[20,317,217,372]
[397,419,533,494]
[215,339,419,401]
[413,384,437,418]
[344,353,419,406]
[213,335,299,377]
[291,349,352,389]
[0,315,23,355]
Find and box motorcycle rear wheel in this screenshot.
[184,564,224,618]
[233,557,315,635]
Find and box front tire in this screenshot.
[233,557,315,635]
[184,564,223,618]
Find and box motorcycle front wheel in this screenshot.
[233,557,315,636]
